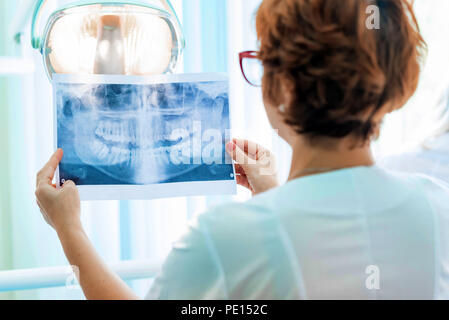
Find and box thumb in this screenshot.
[62,180,76,189]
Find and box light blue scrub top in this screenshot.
[146,166,449,300]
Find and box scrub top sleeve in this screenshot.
[146,216,228,300]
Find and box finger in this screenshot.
[233,139,267,159]
[227,142,251,166]
[234,165,251,187]
[36,182,58,199]
[62,180,76,188]
[234,164,247,176]
[37,149,63,187]
[238,176,254,193]
[234,143,259,167]
[236,175,252,190]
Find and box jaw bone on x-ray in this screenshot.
[54,73,236,201]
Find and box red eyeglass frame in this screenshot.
[239,51,262,87]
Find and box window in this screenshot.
[374,0,449,157]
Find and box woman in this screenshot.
[35,0,449,299]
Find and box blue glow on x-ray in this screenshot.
[55,80,233,186]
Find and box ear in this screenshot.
[371,121,382,141]
[279,77,293,109]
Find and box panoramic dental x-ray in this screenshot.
[54,74,236,200]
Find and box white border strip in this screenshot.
[53,73,228,85]
[78,180,237,201]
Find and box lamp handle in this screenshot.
[161,0,185,51]
[31,0,47,50]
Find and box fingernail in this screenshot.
[226,142,236,153]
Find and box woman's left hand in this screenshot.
[35,149,82,233]
[35,149,138,300]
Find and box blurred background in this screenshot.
[1,0,449,299]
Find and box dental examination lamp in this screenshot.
[30,0,184,79]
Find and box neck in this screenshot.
[288,136,375,180]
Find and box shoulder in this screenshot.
[412,173,449,203]
[398,169,449,192]
[389,170,449,214]
[197,200,272,229]
[199,190,279,224]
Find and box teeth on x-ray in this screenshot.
[57,80,229,185]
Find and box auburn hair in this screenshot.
[256,0,426,142]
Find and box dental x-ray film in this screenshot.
[53,73,236,201]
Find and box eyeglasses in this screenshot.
[239,51,263,87]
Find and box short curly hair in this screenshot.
[256,0,426,142]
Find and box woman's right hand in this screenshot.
[226,139,279,195]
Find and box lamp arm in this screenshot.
[31,0,47,49]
